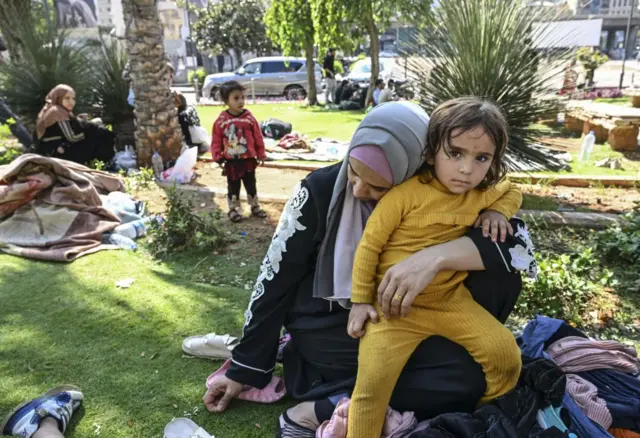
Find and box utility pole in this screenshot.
[619,0,636,89]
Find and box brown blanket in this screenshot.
[0,154,124,262]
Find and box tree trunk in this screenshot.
[366,15,380,107]
[122,0,182,167]
[304,36,318,105]
[0,0,31,61]
[234,48,243,68]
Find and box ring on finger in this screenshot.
[393,293,403,301]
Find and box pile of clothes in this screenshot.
[319,316,639,438]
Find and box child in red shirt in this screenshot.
[211,81,267,222]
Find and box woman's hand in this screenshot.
[347,303,378,338]
[203,374,245,413]
[377,250,442,319]
[473,210,513,243]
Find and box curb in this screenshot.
[161,182,623,229]
[261,162,640,188]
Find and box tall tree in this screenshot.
[0,0,31,60]
[192,0,273,68]
[121,0,182,167]
[265,0,318,105]
[314,0,431,104]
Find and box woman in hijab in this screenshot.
[203,102,537,436]
[35,84,115,165]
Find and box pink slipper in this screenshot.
[206,359,286,404]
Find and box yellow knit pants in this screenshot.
[346,285,522,438]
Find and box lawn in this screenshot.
[197,104,365,143]
[196,105,640,177]
[0,222,291,438]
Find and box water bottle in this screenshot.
[113,217,157,239]
[109,233,137,251]
[580,131,596,162]
[152,151,164,177]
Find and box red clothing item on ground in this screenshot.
[211,109,266,162]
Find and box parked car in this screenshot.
[347,57,402,85]
[202,56,323,101]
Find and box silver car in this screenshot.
[202,56,323,101]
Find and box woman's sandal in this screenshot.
[228,209,242,223]
[251,206,267,218]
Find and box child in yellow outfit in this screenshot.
[346,97,523,438]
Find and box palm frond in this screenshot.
[404,0,571,171]
[87,35,133,126]
[0,22,93,129]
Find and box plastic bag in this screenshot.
[189,125,210,145]
[159,147,198,184]
[113,145,137,171]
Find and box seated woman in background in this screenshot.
[35,84,115,165]
[174,91,209,153]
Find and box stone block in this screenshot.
[608,125,639,151]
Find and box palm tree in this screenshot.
[407,0,568,171]
[121,0,182,167]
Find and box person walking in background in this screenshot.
[211,81,267,223]
[323,48,337,104]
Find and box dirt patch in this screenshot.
[521,184,640,214]
[193,162,307,196]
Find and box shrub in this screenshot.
[595,203,640,265]
[405,0,568,171]
[120,167,156,192]
[0,147,22,165]
[87,37,133,127]
[146,186,229,258]
[516,248,616,325]
[0,23,93,129]
[188,68,207,86]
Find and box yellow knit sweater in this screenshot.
[351,175,522,304]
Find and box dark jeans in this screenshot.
[283,270,522,420]
[227,170,257,201]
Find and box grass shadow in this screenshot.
[0,250,286,438]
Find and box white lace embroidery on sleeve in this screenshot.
[242,182,309,333]
[510,222,537,279]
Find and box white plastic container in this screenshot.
[152,151,164,177]
[113,217,157,239]
[579,131,596,162]
[109,233,137,250]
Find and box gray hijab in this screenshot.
[313,101,430,302]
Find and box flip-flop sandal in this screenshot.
[164,418,212,438]
[251,206,267,218]
[277,411,316,438]
[182,333,238,360]
[206,359,287,403]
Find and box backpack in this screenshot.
[261,118,292,140]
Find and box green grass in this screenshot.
[521,194,559,211]
[0,233,292,437]
[594,97,632,107]
[197,104,365,142]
